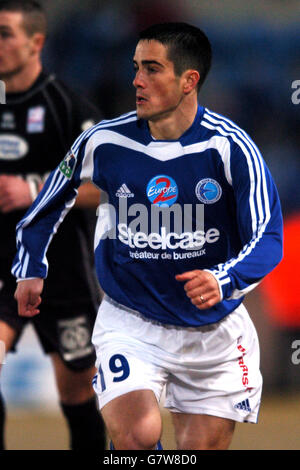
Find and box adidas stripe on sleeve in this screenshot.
[202,110,283,301]
[11,139,93,280]
[11,112,137,282]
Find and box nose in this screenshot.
[133,70,145,89]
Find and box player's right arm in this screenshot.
[14,278,44,317]
[11,131,96,287]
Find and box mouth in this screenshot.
[136,95,148,105]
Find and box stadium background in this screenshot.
[1,0,300,450]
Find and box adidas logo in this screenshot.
[234,398,251,412]
[116,183,134,198]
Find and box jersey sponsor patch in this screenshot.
[26,106,45,133]
[146,175,178,207]
[59,150,76,179]
[0,134,28,160]
[195,178,222,204]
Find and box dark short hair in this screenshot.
[0,0,47,36]
[139,22,212,92]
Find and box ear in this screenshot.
[31,33,46,54]
[182,70,200,94]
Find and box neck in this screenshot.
[2,60,42,93]
[148,96,198,141]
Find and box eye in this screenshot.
[147,66,158,74]
[0,31,11,39]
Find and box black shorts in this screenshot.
[0,258,100,372]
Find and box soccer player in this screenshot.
[12,22,283,450]
[0,1,106,450]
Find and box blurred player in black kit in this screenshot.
[0,1,106,450]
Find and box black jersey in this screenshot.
[0,72,102,306]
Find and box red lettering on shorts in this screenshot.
[237,343,252,391]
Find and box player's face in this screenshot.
[0,11,37,78]
[133,40,185,121]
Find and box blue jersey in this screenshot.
[12,106,283,327]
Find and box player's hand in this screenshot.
[14,279,44,317]
[0,175,33,213]
[175,270,221,310]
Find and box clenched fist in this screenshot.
[176,270,221,310]
[14,278,44,317]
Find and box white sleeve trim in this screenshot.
[204,269,224,302]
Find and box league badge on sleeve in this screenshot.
[59,150,76,179]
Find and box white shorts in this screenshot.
[92,296,262,424]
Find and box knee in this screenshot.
[177,436,218,450]
[176,431,234,450]
[110,415,162,450]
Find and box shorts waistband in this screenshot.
[103,294,227,333]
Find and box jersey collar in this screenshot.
[139,105,205,146]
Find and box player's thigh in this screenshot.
[101,389,162,449]
[92,297,168,412]
[165,304,262,425]
[171,412,235,450]
[51,352,96,404]
[92,297,168,448]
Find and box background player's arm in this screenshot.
[0,103,102,213]
[57,103,102,209]
[74,181,100,208]
[0,175,33,213]
[0,174,100,213]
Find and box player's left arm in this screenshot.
[176,270,221,310]
[210,143,283,303]
[177,140,283,310]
